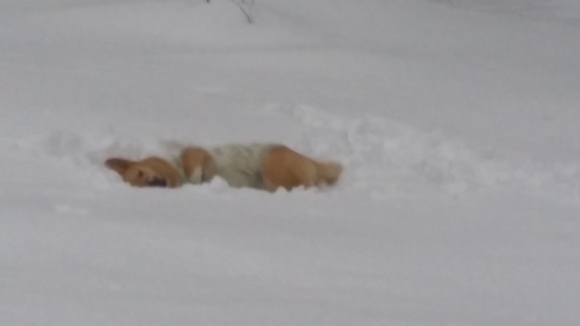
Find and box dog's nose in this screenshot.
[147,177,167,187]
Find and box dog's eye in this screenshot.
[137,170,144,178]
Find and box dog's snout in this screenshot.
[147,177,167,187]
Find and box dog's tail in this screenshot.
[315,160,343,185]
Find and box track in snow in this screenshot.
[3,105,580,203]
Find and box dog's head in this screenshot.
[105,156,181,188]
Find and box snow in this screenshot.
[1,0,580,325]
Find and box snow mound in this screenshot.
[6,105,580,203]
[276,105,580,201]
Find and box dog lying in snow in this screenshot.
[105,143,342,192]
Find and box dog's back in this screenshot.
[208,143,278,189]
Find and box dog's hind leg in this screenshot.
[314,160,343,186]
[260,146,342,191]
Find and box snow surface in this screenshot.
[1,0,580,325]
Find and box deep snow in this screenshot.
[1,0,580,325]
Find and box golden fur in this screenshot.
[105,144,342,192]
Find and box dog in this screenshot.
[105,143,342,192]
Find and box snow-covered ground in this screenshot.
[1,0,580,325]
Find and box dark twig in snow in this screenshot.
[228,0,255,24]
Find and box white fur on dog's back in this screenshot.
[208,143,279,189]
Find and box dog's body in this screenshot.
[187,143,276,189]
[106,143,342,192]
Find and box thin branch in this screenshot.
[228,0,254,24]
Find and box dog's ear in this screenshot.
[105,158,133,175]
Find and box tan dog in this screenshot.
[105,143,342,192]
